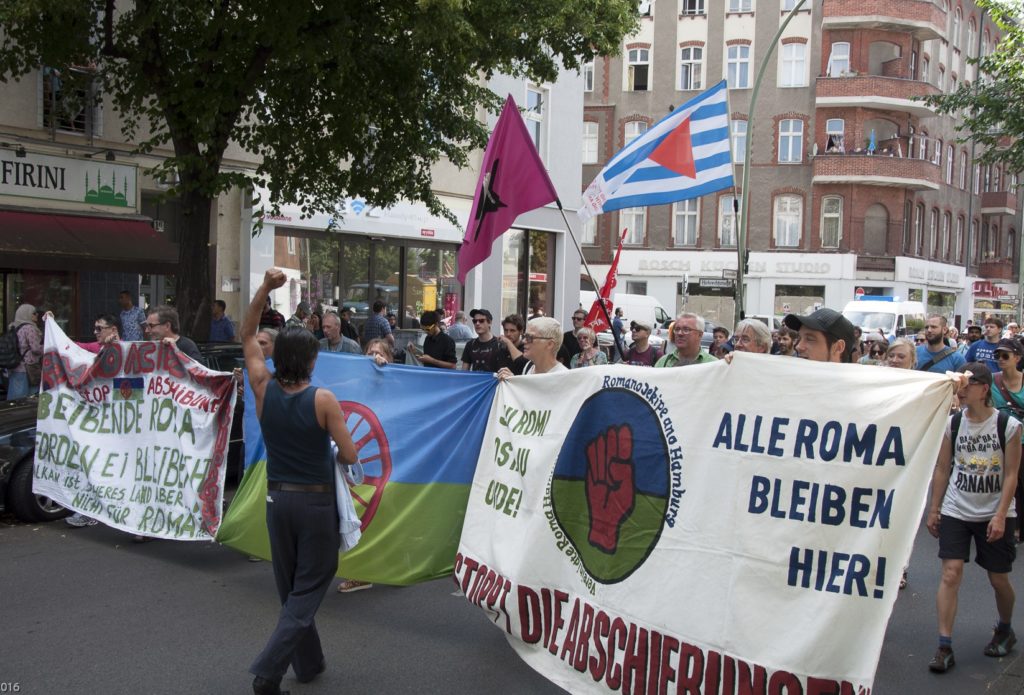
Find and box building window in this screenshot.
[582,121,599,164]
[827,43,850,76]
[959,152,968,189]
[955,216,965,262]
[782,0,799,9]
[929,208,939,257]
[825,118,844,153]
[778,118,803,163]
[941,212,952,260]
[918,132,928,161]
[728,0,752,11]
[780,43,806,87]
[910,51,918,79]
[994,166,1001,192]
[732,119,747,164]
[681,0,705,15]
[627,48,650,91]
[938,66,945,90]
[719,196,740,247]
[967,20,976,58]
[971,219,979,262]
[727,45,751,89]
[626,281,648,295]
[945,145,954,184]
[41,66,100,135]
[524,86,545,156]
[674,199,700,246]
[932,138,942,165]
[974,163,981,194]
[581,216,597,245]
[583,61,595,92]
[921,57,930,84]
[621,207,646,245]
[984,164,992,192]
[953,8,962,49]
[680,47,704,90]
[950,74,958,92]
[624,120,648,147]
[774,195,802,247]
[287,236,296,254]
[821,196,842,248]
[914,204,925,255]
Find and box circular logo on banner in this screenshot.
[340,401,392,531]
[550,388,671,584]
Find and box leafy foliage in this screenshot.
[925,0,1024,173]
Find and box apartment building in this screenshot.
[582,0,1020,328]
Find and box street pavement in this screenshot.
[3,510,1024,695]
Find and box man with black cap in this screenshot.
[337,307,360,342]
[460,308,510,372]
[783,308,857,363]
[410,310,456,369]
[286,301,311,329]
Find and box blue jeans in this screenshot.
[6,370,28,400]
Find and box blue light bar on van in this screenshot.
[855,296,895,302]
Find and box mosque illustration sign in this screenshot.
[0,150,137,209]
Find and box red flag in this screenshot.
[584,228,628,333]
[456,95,559,284]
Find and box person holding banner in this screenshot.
[497,317,566,379]
[655,313,716,368]
[242,268,358,695]
[927,363,1021,673]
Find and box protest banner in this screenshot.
[217,351,496,584]
[456,353,956,693]
[32,320,237,540]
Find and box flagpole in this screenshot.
[556,201,625,362]
[735,0,809,330]
[725,84,742,330]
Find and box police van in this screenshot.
[841,297,927,344]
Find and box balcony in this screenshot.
[822,0,945,41]
[978,257,1015,282]
[981,191,1019,216]
[816,75,940,117]
[812,153,940,191]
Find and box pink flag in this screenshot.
[456,95,559,283]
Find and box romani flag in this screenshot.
[583,228,628,334]
[579,80,733,220]
[456,95,559,283]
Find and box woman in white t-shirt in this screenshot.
[927,362,1021,673]
[497,317,567,380]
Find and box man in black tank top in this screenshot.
[241,269,358,695]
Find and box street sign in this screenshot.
[855,287,865,297]
[699,277,734,289]
[722,268,737,279]
[782,303,791,313]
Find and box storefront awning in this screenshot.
[0,209,179,273]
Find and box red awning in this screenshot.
[0,209,179,273]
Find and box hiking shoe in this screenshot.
[65,513,98,528]
[985,627,1017,657]
[929,646,955,673]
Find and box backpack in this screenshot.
[0,325,24,369]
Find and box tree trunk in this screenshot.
[176,188,214,342]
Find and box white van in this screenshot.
[579,291,673,348]
[841,298,927,343]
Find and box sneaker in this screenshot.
[985,627,1017,657]
[337,580,373,593]
[65,513,98,528]
[929,646,955,673]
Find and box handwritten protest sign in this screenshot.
[32,320,236,540]
[457,353,956,693]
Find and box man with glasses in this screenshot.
[918,315,966,373]
[622,319,662,367]
[655,313,716,367]
[460,309,510,372]
[557,310,587,368]
[143,305,204,364]
[412,310,456,369]
[966,317,1005,373]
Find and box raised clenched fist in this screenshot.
[585,424,636,553]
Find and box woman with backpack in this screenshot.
[991,338,1024,544]
[4,304,42,400]
[927,362,1021,673]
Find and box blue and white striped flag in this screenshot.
[579,80,733,221]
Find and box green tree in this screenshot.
[925,0,1024,174]
[0,0,637,338]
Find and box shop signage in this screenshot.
[699,277,734,288]
[0,151,137,209]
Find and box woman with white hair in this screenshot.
[732,318,772,354]
[570,326,608,368]
[497,317,566,379]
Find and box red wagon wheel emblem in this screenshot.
[339,401,392,531]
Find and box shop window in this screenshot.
[821,197,842,248]
[674,199,699,246]
[774,195,802,247]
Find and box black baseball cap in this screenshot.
[470,308,492,322]
[784,308,857,352]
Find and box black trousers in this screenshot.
[250,489,339,682]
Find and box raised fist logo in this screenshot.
[585,425,636,554]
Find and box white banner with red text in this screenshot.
[32,319,236,540]
[457,353,956,693]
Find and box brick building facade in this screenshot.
[582,0,1020,328]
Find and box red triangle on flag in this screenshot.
[649,118,697,179]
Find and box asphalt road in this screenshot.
[3,511,1024,695]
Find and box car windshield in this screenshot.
[844,311,895,333]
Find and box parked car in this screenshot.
[0,394,69,522]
